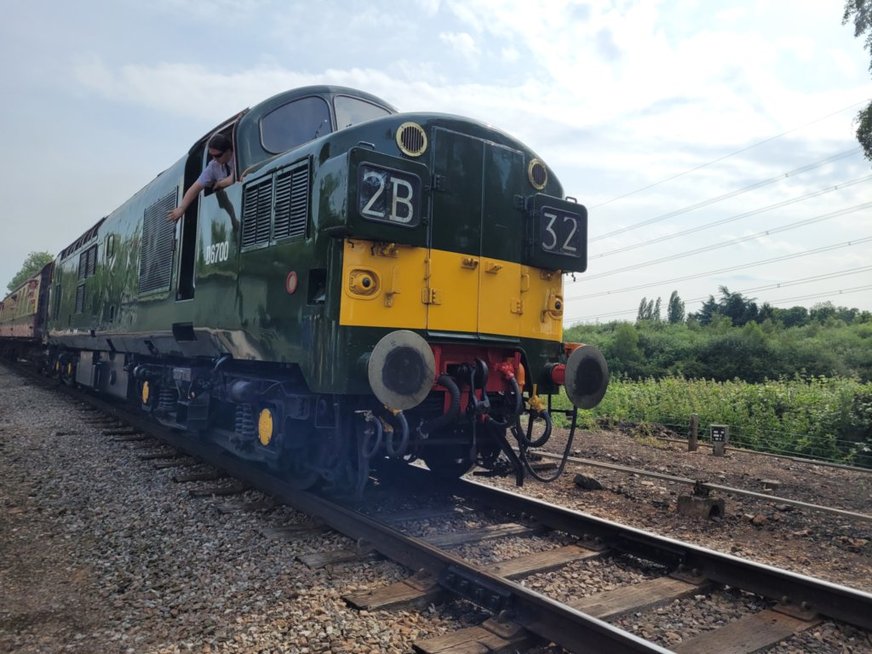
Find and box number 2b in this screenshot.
[361,172,415,224]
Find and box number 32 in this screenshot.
[542,211,578,253]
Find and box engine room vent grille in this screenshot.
[74,284,86,314]
[139,190,177,294]
[273,161,309,240]
[241,179,273,248]
[242,158,310,249]
[78,245,97,281]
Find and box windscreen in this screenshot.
[261,96,331,154]
[334,95,392,130]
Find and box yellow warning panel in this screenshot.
[478,258,521,337]
[425,248,479,334]
[520,266,564,342]
[339,240,428,330]
[339,239,563,344]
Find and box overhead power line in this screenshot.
[568,283,872,323]
[567,236,872,301]
[592,149,861,241]
[765,285,872,305]
[581,201,872,282]
[567,307,638,322]
[570,284,872,323]
[683,266,872,304]
[591,101,866,210]
[592,174,872,259]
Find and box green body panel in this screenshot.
[192,184,245,336]
[481,140,526,263]
[430,127,484,255]
[429,127,525,262]
[48,159,193,347]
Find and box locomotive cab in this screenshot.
[324,112,608,483]
[195,87,609,489]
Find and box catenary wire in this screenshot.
[765,284,872,305]
[591,101,866,210]
[568,283,872,323]
[566,236,872,301]
[591,149,861,241]
[593,174,872,259]
[682,266,872,304]
[581,201,872,282]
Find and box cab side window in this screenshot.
[260,96,331,154]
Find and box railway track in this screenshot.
[533,448,872,523]
[8,363,872,652]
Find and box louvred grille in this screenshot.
[139,190,177,293]
[242,159,309,248]
[273,163,309,240]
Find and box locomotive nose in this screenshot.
[563,344,609,409]
[366,330,436,410]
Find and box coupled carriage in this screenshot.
[0,263,53,356]
[1,86,608,493]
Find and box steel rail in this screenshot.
[30,372,872,648]
[66,388,669,654]
[534,450,872,522]
[255,477,672,654]
[457,475,872,631]
[651,435,872,475]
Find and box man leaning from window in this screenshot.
[167,133,235,223]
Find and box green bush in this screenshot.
[560,376,872,466]
[565,319,872,382]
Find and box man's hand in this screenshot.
[167,206,184,222]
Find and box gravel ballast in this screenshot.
[2,363,871,653]
[0,367,468,653]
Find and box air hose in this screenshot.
[360,412,383,459]
[518,406,578,483]
[418,374,460,438]
[512,406,552,448]
[384,410,410,458]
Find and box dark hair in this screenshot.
[208,133,232,152]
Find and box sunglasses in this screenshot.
[210,150,226,159]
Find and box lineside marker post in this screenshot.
[711,424,728,457]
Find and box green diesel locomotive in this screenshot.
[42,85,608,492]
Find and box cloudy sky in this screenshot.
[1,0,870,323]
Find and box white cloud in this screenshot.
[500,46,520,63]
[438,31,481,64]
[413,0,442,16]
[1,0,870,319]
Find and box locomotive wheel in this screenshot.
[284,457,320,490]
[276,425,324,490]
[423,444,474,479]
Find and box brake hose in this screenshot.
[519,406,578,483]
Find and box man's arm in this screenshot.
[167,181,205,222]
[213,171,236,190]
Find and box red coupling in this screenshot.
[495,361,516,380]
[549,363,566,386]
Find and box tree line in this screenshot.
[6,251,54,293]
[566,288,872,383]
